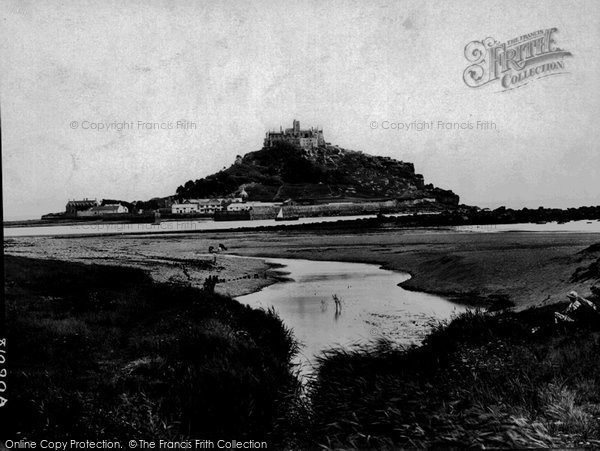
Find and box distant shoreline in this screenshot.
[3,217,158,228]
[4,205,600,238]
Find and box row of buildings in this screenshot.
[65,199,129,217]
[171,198,281,215]
[64,196,283,218]
[63,196,442,221]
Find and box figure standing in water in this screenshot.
[332,294,342,314]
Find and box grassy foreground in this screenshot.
[306,303,600,449]
[2,255,300,443]
[4,253,600,449]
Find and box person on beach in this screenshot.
[203,275,218,292]
[554,291,599,324]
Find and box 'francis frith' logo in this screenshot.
[463,28,572,91]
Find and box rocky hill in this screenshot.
[176,142,459,205]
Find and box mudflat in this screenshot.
[228,228,600,308]
[5,227,600,308]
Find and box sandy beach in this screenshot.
[4,234,281,298]
[5,226,600,308]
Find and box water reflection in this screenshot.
[236,257,466,374]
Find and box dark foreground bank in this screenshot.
[2,256,301,444]
[3,255,600,449]
[307,302,600,449]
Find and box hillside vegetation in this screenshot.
[176,142,459,205]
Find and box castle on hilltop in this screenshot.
[264,120,325,150]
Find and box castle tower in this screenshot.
[293,119,300,133]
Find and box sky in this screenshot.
[1,0,599,219]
